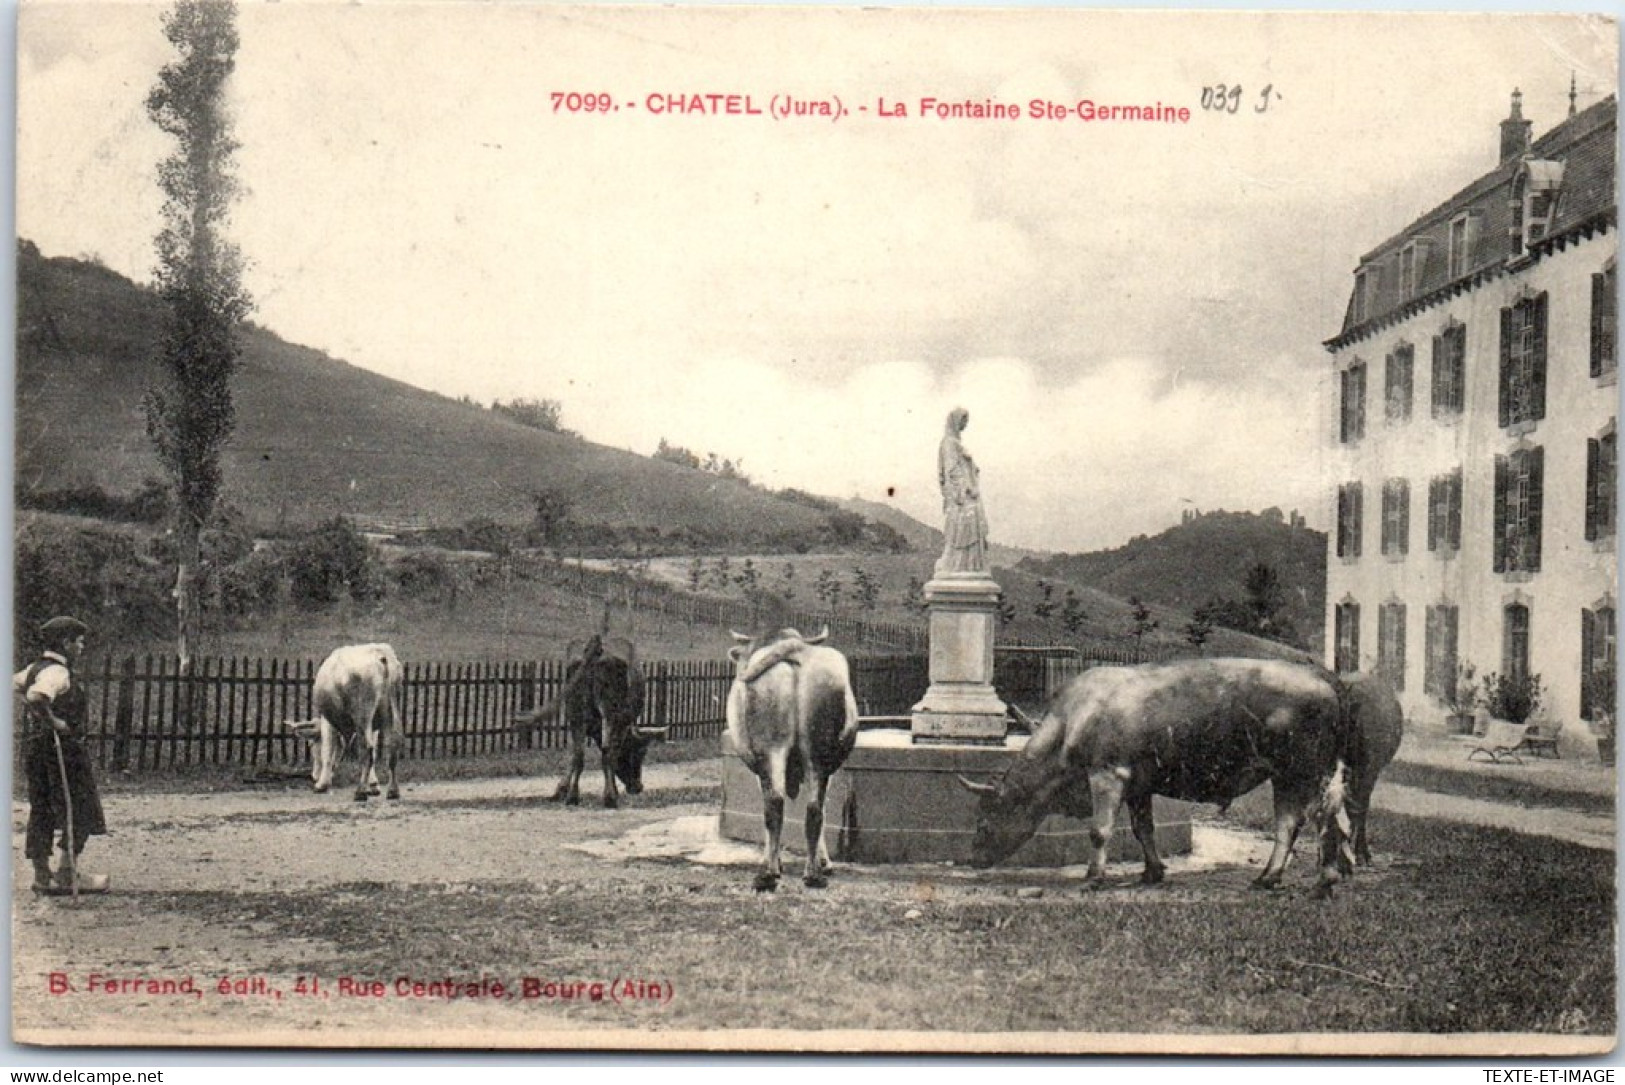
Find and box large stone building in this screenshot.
[1323,90,1617,741]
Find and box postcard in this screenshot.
[12,1,1618,1055]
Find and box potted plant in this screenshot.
[1586,663,1615,766]
[1480,670,1545,725]
[1442,662,1480,734]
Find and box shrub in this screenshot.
[17,477,171,524]
[211,546,287,616]
[1480,670,1544,724]
[393,550,457,601]
[285,517,383,607]
[14,519,172,651]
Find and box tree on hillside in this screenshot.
[815,569,841,619]
[654,438,703,470]
[492,397,572,435]
[904,576,926,616]
[851,566,880,612]
[1244,562,1283,630]
[1185,606,1215,652]
[1060,589,1086,636]
[1128,596,1159,661]
[529,488,572,548]
[144,0,252,666]
[1033,579,1057,623]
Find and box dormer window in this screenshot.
[1448,212,1481,279]
[1353,267,1374,325]
[1398,241,1432,299]
[1510,159,1564,257]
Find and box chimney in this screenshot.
[1500,88,1533,163]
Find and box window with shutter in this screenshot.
[1593,266,1617,378]
[1585,428,1617,542]
[1500,297,1548,428]
[1503,604,1531,683]
[1379,604,1407,690]
[1431,327,1464,418]
[1335,603,1361,673]
[1382,479,1409,557]
[1386,345,1414,422]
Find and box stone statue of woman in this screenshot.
[936,407,989,575]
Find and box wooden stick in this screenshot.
[52,731,77,901]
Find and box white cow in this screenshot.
[285,643,403,802]
[726,628,859,892]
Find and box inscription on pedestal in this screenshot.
[912,574,1007,743]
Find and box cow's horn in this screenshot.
[729,630,752,644]
[805,626,830,645]
[955,774,997,796]
[1010,705,1038,731]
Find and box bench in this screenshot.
[1467,720,1531,765]
[1522,717,1564,758]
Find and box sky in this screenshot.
[13,3,1619,552]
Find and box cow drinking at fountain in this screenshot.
[514,635,665,808]
[284,643,404,802]
[726,627,859,892]
[958,658,1359,897]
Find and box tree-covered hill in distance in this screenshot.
[15,242,901,553]
[1019,509,1327,654]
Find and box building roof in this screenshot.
[1326,94,1617,351]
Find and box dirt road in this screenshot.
[10,750,1613,1048]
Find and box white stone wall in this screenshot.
[1325,228,1618,737]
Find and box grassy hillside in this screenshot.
[15,243,873,551]
[1019,510,1326,654]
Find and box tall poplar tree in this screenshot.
[145,0,252,666]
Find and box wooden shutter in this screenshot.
[1352,483,1363,558]
[1448,471,1462,549]
[1399,480,1410,554]
[1587,437,1601,541]
[1452,325,1466,412]
[1531,294,1548,420]
[1593,273,1606,378]
[1582,609,1597,718]
[1493,455,1508,572]
[1498,307,1513,428]
[1427,478,1440,551]
[1430,335,1443,417]
[1395,605,1407,690]
[1528,445,1544,570]
[1355,367,1366,440]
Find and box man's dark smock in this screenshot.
[18,656,107,860]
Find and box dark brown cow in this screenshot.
[726,628,859,892]
[514,635,664,808]
[959,658,1357,896]
[1339,671,1404,867]
[284,643,404,802]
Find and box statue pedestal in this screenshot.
[911,574,1008,745]
[718,727,1194,865]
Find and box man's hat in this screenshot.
[38,616,90,651]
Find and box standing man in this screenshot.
[16,616,108,894]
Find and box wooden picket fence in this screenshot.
[63,653,935,773]
[55,646,1142,774]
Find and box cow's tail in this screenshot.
[739,637,806,684]
[1321,670,1359,876]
